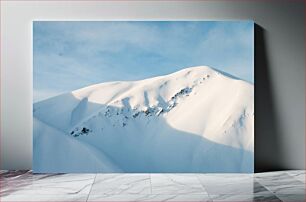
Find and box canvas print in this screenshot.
[33,21,254,173]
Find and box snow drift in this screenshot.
[33,66,254,173]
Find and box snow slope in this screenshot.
[33,118,122,172]
[33,66,254,173]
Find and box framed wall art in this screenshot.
[33,21,254,173]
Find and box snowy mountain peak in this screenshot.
[69,66,249,109]
[34,66,254,173]
[159,65,244,83]
[167,65,216,77]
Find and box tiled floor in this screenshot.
[0,170,305,201]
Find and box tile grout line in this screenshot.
[86,173,97,202]
[195,174,213,201]
[253,179,283,201]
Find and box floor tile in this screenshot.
[90,174,151,195]
[257,176,305,195]
[144,194,211,202]
[88,194,211,201]
[255,171,306,194]
[275,194,306,202]
[150,174,207,195]
[286,170,306,183]
[1,173,95,196]
[264,183,305,195]
[210,194,282,201]
[255,171,293,180]
[0,172,54,196]
[0,194,88,201]
[198,174,268,195]
[1,170,306,202]
[0,170,29,177]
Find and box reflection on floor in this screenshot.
[0,170,305,201]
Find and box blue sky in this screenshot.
[33,21,254,102]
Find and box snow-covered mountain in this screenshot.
[33,66,254,173]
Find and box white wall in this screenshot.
[1,0,304,170]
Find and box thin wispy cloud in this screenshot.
[33,21,254,102]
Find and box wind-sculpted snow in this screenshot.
[33,66,254,173]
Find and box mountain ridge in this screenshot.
[33,66,254,173]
